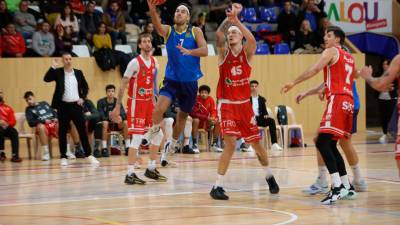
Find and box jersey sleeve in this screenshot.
[123,58,139,78]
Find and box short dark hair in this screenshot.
[106,84,115,91]
[250,80,259,85]
[24,91,34,99]
[61,52,72,57]
[198,85,210,94]
[327,26,346,45]
[137,32,153,45]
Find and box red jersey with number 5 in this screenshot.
[128,56,156,101]
[217,48,252,101]
[323,47,355,98]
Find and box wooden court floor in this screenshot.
[0,132,399,225]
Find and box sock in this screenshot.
[171,138,177,148]
[102,140,107,149]
[351,164,361,183]
[341,175,350,189]
[151,123,161,132]
[127,164,135,175]
[215,174,224,188]
[318,166,328,182]
[264,166,273,179]
[67,144,71,152]
[42,145,49,153]
[148,160,156,171]
[125,139,130,148]
[330,172,342,188]
[184,138,190,146]
[193,138,197,145]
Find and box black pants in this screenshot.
[58,102,92,158]
[256,116,278,144]
[0,126,19,158]
[315,133,347,176]
[378,99,396,134]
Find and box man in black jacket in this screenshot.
[44,52,100,166]
[79,1,103,44]
[250,80,282,151]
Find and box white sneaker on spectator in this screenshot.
[211,144,223,152]
[60,158,68,166]
[271,143,283,151]
[86,155,100,165]
[192,147,200,154]
[66,150,76,159]
[379,134,387,144]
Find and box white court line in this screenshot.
[88,205,298,225]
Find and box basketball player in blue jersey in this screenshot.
[143,0,208,166]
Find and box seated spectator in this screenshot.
[97,84,129,156]
[1,23,26,57]
[31,21,55,57]
[5,0,19,12]
[54,24,74,56]
[190,85,222,153]
[297,0,326,32]
[13,0,37,39]
[294,19,319,54]
[80,0,103,44]
[92,22,112,50]
[70,0,85,16]
[129,0,149,25]
[192,12,207,41]
[277,0,297,48]
[103,0,126,46]
[0,0,13,32]
[0,89,22,163]
[40,0,64,26]
[315,16,329,49]
[249,80,283,151]
[54,4,79,41]
[137,22,163,56]
[82,97,104,157]
[208,0,230,26]
[24,91,58,161]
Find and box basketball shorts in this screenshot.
[218,100,260,143]
[36,121,58,138]
[159,79,198,113]
[127,98,153,135]
[319,95,353,140]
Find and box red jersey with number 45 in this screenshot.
[217,48,252,101]
[323,47,355,98]
[128,56,156,100]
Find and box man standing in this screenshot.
[24,91,58,161]
[144,0,208,167]
[0,89,22,162]
[210,3,279,200]
[44,52,99,166]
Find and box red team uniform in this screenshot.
[190,95,217,130]
[126,56,156,135]
[217,48,260,142]
[320,47,355,139]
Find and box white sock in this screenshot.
[318,166,328,182]
[125,139,130,148]
[215,174,224,188]
[127,164,135,175]
[102,140,107,149]
[264,166,273,178]
[151,123,161,131]
[67,144,71,152]
[42,145,49,153]
[351,164,362,183]
[170,138,178,149]
[148,160,156,171]
[341,175,350,189]
[330,172,342,188]
[184,138,190,146]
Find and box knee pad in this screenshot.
[150,130,164,146]
[129,134,143,149]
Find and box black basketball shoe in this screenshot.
[266,176,280,194]
[125,173,146,185]
[210,186,229,200]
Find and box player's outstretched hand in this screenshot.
[359,65,373,80]
[281,82,294,94]
[147,0,157,10]
[176,44,191,55]
[295,92,307,104]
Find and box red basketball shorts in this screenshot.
[127,99,153,135]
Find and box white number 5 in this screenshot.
[345,63,353,84]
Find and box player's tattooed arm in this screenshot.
[217,17,232,34]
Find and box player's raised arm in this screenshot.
[147,0,170,38]
[215,17,231,61]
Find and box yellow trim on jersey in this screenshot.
[164,26,172,44]
[173,24,189,34]
[191,26,196,40]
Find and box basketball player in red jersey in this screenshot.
[210,3,279,200]
[359,54,400,176]
[282,26,356,204]
[111,33,166,185]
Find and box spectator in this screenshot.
[92,22,112,50]
[192,12,207,41]
[0,0,13,31]
[208,0,230,25]
[249,80,283,151]
[315,16,329,49]
[97,84,129,156]
[54,24,74,56]
[294,19,319,54]
[81,97,104,157]
[31,21,55,57]
[0,89,22,162]
[40,0,64,26]
[70,0,85,16]
[190,85,222,153]
[103,0,126,46]
[13,0,37,39]
[138,22,163,56]
[297,0,326,32]
[277,1,297,48]
[5,0,20,12]
[1,23,26,57]
[80,0,103,44]
[24,91,58,161]
[54,4,79,40]
[129,0,149,25]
